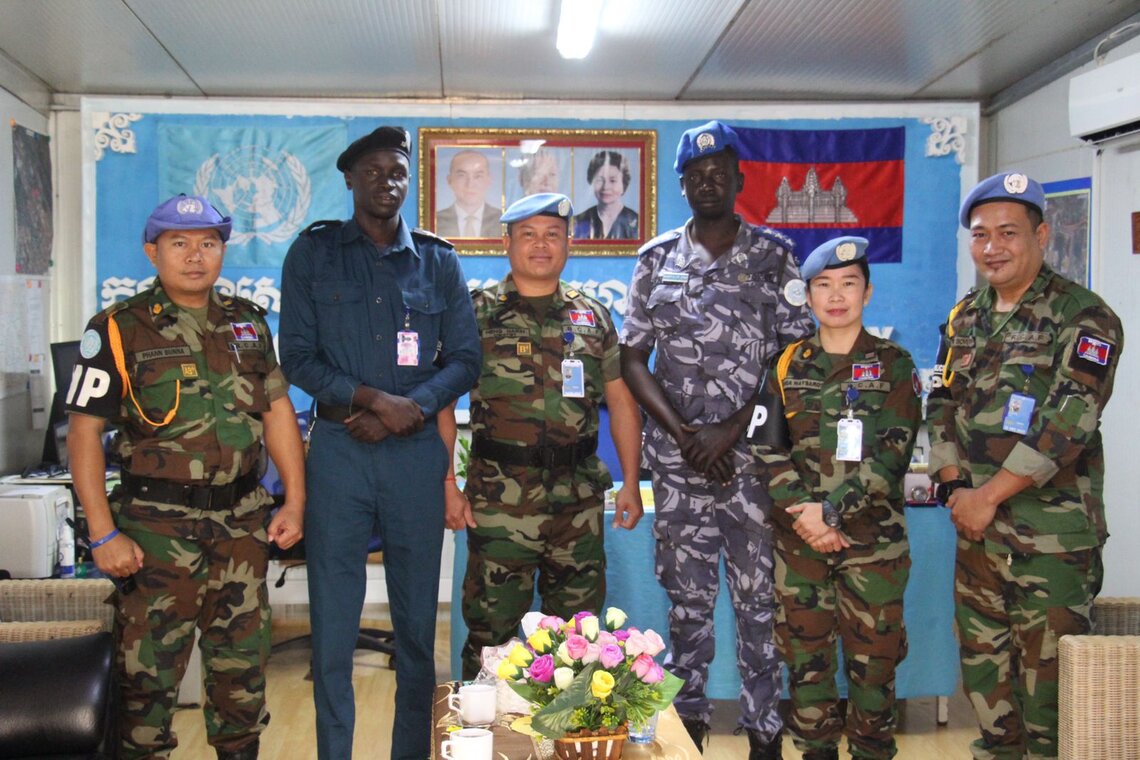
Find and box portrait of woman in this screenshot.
[573,150,639,240]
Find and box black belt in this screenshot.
[471,434,597,470]
[315,403,353,423]
[120,468,261,510]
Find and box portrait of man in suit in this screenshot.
[435,149,502,238]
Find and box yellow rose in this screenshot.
[497,659,521,680]
[590,670,615,700]
[527,628,554,654]
[509,644,534,668]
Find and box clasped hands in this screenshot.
[787,502,850,553]
[677,421,739,484]
[345,391,424,443]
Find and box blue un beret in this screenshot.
[144,194,231,244]
[959,171,1045,228]
[800,236,869,281]
[336,126,411,172]
[500,193,574,224]
[674,120,742,174]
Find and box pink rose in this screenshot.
[581,642,602,664]
[631,654,665,683]
[595,631,618,648]
[624,631,649,657]
[612,629,631,642]
[565,634,589,661]
[529,654,555,683]
[599,644,624,669]
[642,629,666,657]
[572,610,595,632]
[539,615,565,631]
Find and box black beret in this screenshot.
[336,126,411,172]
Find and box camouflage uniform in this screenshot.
[927,265,1123,759]
[65,281,284,759]
[620,218,814,736]
[756,330,921,759]
[461,276,619,678]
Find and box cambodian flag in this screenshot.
[732,126,905,264]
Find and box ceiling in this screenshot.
[1,0,1139,107]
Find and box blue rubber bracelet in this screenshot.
[88,528,121,549]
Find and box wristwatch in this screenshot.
[935,478,971,505]
[821,499,841,528]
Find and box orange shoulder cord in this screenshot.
[775,340,805,414]
[106,313,180,427]
[940,300,968,389]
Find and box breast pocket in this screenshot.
[645,283,686,332]
[999,342,1055,398]
[401,287,446,366]
[129,356,190,429]
[314,280,365,346]
[478,328,535,399]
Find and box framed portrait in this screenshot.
[1042,177,1092,285]
[418,128,656,255]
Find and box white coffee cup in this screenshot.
[440,727,493,760]
[447,682,497,727]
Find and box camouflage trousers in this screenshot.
[954,539,1102,760]
[651,470,781,741]
[461,494,606,679]
[775,547,909,759]
[114,501,272,759]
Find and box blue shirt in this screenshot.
[279,216,481,420]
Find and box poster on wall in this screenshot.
[1042,177,1091,285]
[12,122,53,276]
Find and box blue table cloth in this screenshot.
[449,503,959,700]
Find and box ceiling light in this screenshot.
[557,0,604,60]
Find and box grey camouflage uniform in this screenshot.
[620,217,814,736]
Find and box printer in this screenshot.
[0,483,74,578]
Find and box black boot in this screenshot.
[801,748,839,760]
[746,728,782,760]
[681,717,709,754]
[216,739,259,760]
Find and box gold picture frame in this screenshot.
[418,127,656,256]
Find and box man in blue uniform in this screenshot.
[279,126,481,760]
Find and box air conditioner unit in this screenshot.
[1069,51,1140,143]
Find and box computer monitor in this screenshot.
[40,340,80,466]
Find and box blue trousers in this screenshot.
[305,420,448,760]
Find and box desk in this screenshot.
[449,506,959,702]
[430,682,699,760]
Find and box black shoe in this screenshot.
[801,748,839,760]
[681,717,710,754]
[216,739,259,760]
[746,728,782,760]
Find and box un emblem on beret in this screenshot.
[176,197,204,215]
[1003,173,1029,194]
[558,198,571,217]
[696,132,716,152]
[836,242,857,261]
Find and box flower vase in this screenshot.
[552,725,628,760]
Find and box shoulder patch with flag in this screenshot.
[569,310,596,327]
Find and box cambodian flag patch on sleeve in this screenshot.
[569,310,596,327]
[1076,334,1111,366]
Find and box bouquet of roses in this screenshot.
[497,607,684,740]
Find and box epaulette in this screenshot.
[301,219,343,235]
[90,298,132,325]
[219,293,268,317]
[639,228,683,256]
[412,227,455,248]
[753,224,796,251]
[571,289,610,315]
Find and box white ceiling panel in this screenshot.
[0,0,198,95]
[0,0,1137,105]
[127,0,443,98]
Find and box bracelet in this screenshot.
[88,529,121,550]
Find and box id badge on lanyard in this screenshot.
[397,307,420,366]
[561,329,585,398]
[1001,364,1036,434]
[836,385,863,462]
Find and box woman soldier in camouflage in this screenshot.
[754,236,921,760]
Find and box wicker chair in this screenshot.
[0,579,117,759]
[1058,596,1140,760]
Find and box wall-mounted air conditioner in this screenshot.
[1068,51,1140,144]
